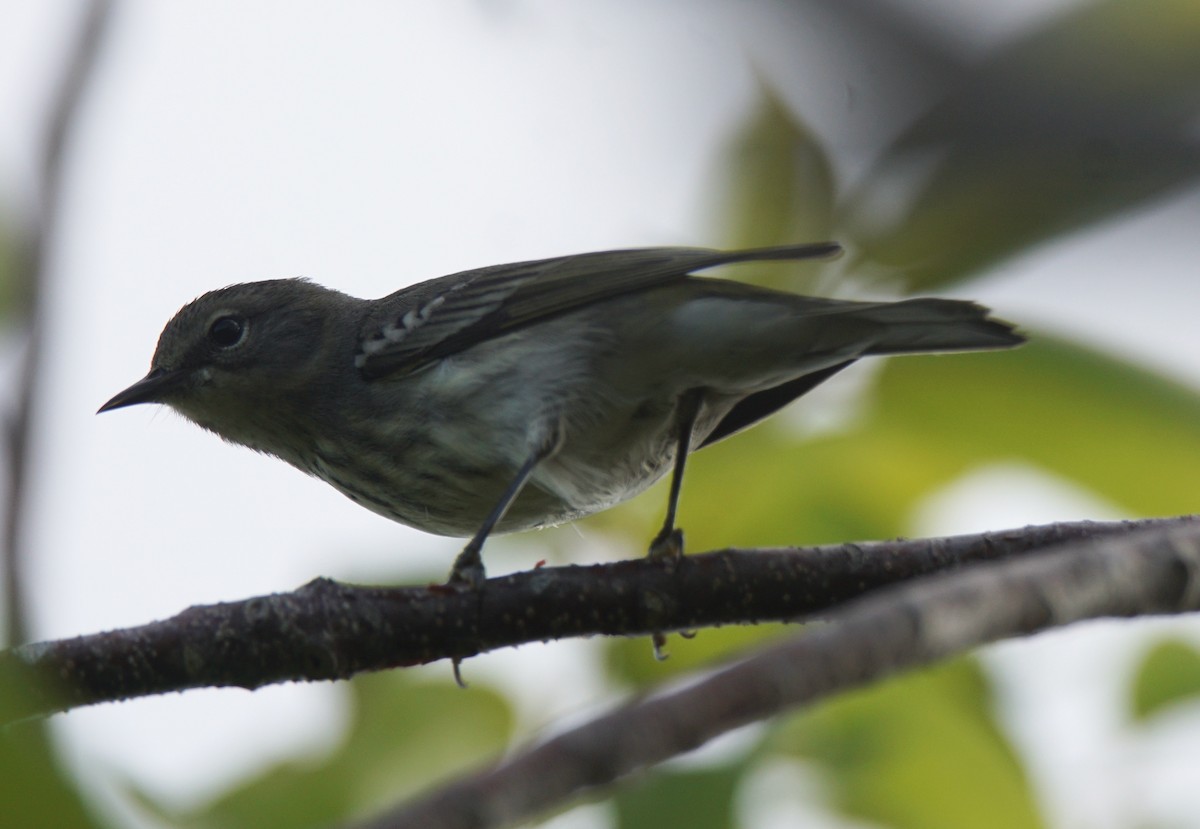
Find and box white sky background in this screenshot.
[3,2,1200,828]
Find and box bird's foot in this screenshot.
[446,540,487,590]
[651,632,670,661]
[648,527,684,561]
[451,659,469,689]
[443,542,489,688]
[648,528,689,659]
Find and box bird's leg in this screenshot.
[648,390,703,661]
[447,423,562,589]
[648,389,702,561]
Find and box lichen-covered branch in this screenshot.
[1,517,1191,723]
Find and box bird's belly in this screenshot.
[500,391,734,533]
[310,323,730,538]
[494,445,674,533]
[521,430,676,523]
[308,440,670,538]
[307,391,688,537]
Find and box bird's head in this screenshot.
[99,279,357,452]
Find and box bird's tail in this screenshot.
[857,298,1025,355]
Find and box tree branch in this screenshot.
[348,517,1200,829]
[1,517,1192,723]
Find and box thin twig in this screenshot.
[3,0,114,646]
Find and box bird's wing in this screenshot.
[354,243,841,379]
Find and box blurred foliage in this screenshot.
[129,671,514,829]
[1131,639,1200,721]
[0,674,104,829]
[614,765,746,829]
[717,87,834,291]
[597,658,1043,829]
[838,0,1200,288]
[775,659,1043,829]
[0,217,17,321]
[875,340,1200,517]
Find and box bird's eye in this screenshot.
[208,316,247,349]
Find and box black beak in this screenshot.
[98,368,186,413]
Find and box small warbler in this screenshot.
[100,243,1023,585]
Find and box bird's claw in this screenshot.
[651,631,670,661]
[447,541,487,590]
[648,527,684,561]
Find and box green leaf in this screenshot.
[1130,639,1200,721]
[774,658,1044,829]
[615,765,745,829]
[0,676,104,829]
[873,336,1200,516]
[135,671,514,829]
[713,83,836,293]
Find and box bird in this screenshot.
[99,243,1024,586]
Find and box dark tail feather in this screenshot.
[699,297,1022,449]
[861,298,1025,355]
